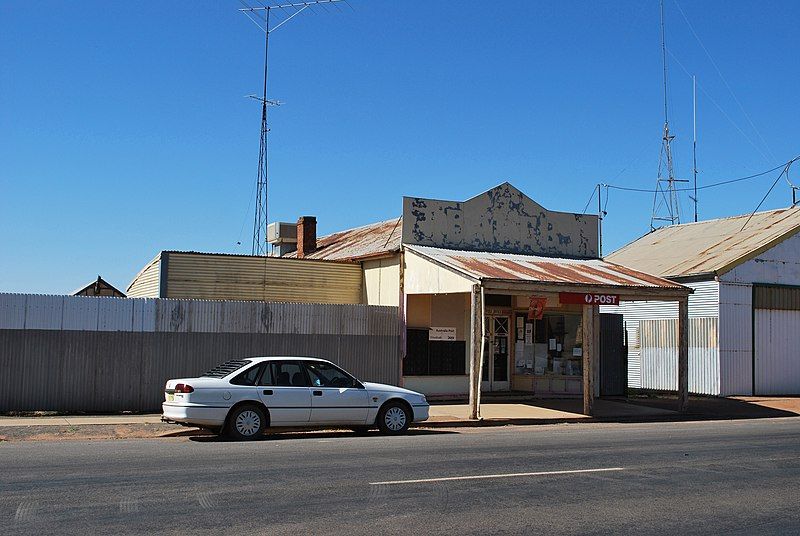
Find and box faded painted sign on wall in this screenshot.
[402,182,599,258]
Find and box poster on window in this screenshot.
[528,296,547,320]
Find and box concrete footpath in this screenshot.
[1,396,798,441]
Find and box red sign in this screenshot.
[528,296,547,320]
[559,292,620,306]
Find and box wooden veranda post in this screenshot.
[582,304,595,416]
[678,297,689,412]
[469,284,483,420]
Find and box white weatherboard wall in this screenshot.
[404,249,474,294]
[600,280,718,389]
[362,256,400,306]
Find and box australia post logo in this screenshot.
[559,292,620,306]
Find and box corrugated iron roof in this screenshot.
[406,245,686,290]
[606,207,800,278]
[286,218,402,261]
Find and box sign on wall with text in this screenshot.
[559,292,620,306]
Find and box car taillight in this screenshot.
[174,383,194,393]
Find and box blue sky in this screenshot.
[1,0,797,294]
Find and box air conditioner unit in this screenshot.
[267,222,298,245]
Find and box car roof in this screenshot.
[244,356,332,363]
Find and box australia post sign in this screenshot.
[559,292,620,306]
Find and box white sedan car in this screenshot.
[162,357,430,439]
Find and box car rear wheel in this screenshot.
[377,401,411,435]
[226,405,266,440]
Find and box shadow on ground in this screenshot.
[621,394,800,420]
[427,393,800,425]
[188,428,458,443]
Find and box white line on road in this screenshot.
[370,467,625,485]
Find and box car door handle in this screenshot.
[262,389,273,396]
[312,390,323,396]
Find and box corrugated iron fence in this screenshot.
[639,317,720,395]
[0,294,400,412]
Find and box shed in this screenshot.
[605,207,800,395]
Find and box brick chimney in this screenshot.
[296,216,317,258]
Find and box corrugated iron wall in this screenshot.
[754,285,800,310]
[719,282,753,395]
[754,309,800,395]
[753,284,800,395]
[125,255,161,298]
[165,253,363,304]
[639,317,720,395]
[600,279,719,389]
[0,294,399,412]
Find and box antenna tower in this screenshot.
[239,0,349,255]
[650,0,688,230]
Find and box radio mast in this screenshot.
[239,0,349,255]
[650,0,688,230]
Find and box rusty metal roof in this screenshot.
[606,207,800,278]
[406,245,686,290]
[287,218,402,261]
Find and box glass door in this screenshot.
[482,315,510,391]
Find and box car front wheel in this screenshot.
[226,405,266,440]
[377,401,411,435]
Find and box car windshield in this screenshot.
[202,359,251,378]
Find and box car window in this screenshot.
[229,363,264,386]
[304,361,358,388]
[260,362,309,387]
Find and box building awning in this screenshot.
[404,245,691,300]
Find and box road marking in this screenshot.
[370,467,624,485]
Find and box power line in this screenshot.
[673,0,777,164]
[604,156,800,194]
[667,49,772,165]
[741,161,793,231]
[581,186,597,215]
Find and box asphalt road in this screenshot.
[3,418,800,535]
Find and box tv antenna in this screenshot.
[239,0,350,255]
[650,0,688,231]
